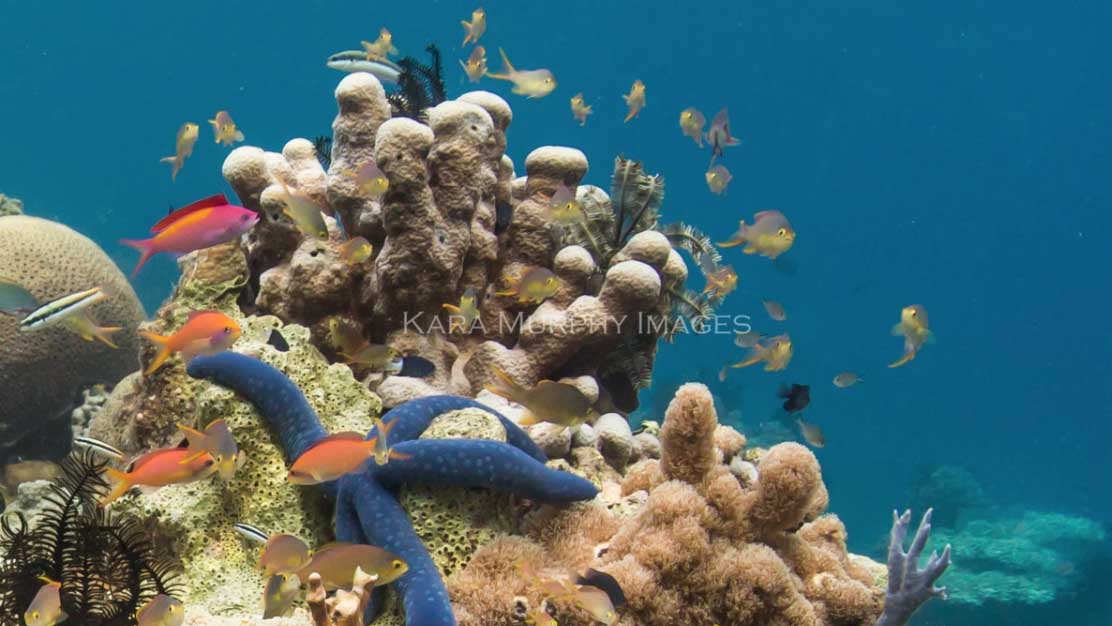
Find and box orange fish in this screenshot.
[287,432,387,484]
[101,447,217,506]
[139,311,242,375]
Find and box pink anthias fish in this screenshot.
[121,193,259,277]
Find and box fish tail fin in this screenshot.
[517,410,540,427]
[486,47,513,79]
[461,20,473,45]
[484,366,524,403]
[624,109,636,123]
[100,468,132,506]
[442,303,461,314]
[175,422,208,452]
[388,449,413,462]
[120,238,156,278]
[139,331,174,375]
[160,155,182,180]
[730,354,762,369]
[888,350,915,369]
[92,325,123,349]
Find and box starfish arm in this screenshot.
[187,352,327,460]
[370,439,599,503]
[375,395,546,462]
[341,472,457,626]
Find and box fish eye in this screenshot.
[777,228,787,236]
[392,559,404,569]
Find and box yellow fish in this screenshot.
[275,181,328,240]
[62,311,122,348]
[461,7,487,45]
[338,237,374,264]
[622,80,646,122]
[705,164,732,195]
[699,257,737,300]
[718,210,795,259]
[263,573,300,619]
[487,48,556,98]
[570,93,593,126]
[296,542,408,591]
[234,523,312,577]
[485,367,594,430]
[176,418,243,481]
[371,416,412,466]
[343,159,389,199]
[460,46,488,83]
[136,594,184,626]
[442,288,480,333]
[24,577,66,626]
[160,122,199,182]
[496,266,560,304]
[547,183,584,224]
[679,107,706,147]
[730,333,793,371]
[889,304,932,368]
[208,110,245,146]
[328,317,365,355]
[362,28,398,60]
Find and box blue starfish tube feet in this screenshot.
[188,352,598,626]
[876,508,952,626]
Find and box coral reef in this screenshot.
[927,509,1105,606]
[0,215,145,466]
[448,383,886,626]
[105,318,378,615]
[908,464,986,528]
[84,243,380,614]
[0,451,181,626]
[875,509,951,626]
[219,71,689,413]
[186,352,598,626]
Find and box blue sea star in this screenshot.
[187,351,598,626]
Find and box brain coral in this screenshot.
[0,215,145,465]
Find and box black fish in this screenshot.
[778,383,810,414]
[397,355,436,378]
[267,329,290,352]
[576,568,626,608]
[495,199,513,235]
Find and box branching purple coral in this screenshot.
[187,351,598,626]
[876,508,952,626]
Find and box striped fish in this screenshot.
[234,522,270,544]
[325,50,402,84]
[19,287,106,332]
[73,436,125,461]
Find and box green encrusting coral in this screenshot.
[111,316,380,614]
[401,408,518,577]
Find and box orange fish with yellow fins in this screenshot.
[139,311,242,375]
[101,447,218,506]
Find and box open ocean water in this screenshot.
[1,1,1109,624]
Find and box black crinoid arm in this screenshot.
[876,508,952,626]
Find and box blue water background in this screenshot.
[1,0,1109,617]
